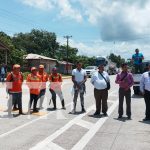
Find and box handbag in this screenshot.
[99,72,110,90]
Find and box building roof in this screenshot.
[58,61,73,65]
[25,53,57,61]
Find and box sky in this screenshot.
[1,0,150,59]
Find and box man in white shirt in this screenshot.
[71,62,87,114]
[91,64,110,116]
[140,63,150,121]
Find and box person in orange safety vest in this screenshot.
[49,67,65,110]
[27,67,41,113]
[37,64,48,109]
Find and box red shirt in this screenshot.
[6,72,23,93]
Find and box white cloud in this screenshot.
[57,37,150,60]
[78,0,150,41]
[20,0,83,22]
[21,0,53,11]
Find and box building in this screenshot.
[24,53,57,73]
[57,61,73,74]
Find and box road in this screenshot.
[0,75,149,150]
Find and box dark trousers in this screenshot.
[94,88,108,113]
[144,90,150,118]
[0,74,5,82]
[134,64,143,74]
[30,94,39,111]
[50,89,57,108]
[8,92,22,114]
[73,90,85,110]
[118,88,131,116]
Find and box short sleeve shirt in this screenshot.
[132,53,143,65]
[72,68,87,83]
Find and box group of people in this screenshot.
[6,64,65,116]
[1,48,150,121]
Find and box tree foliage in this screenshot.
[108,53,125,67]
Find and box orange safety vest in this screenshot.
[37,72,48,89]
[26,74,41,95]
[6,72,23,93]
[49,73,62,90]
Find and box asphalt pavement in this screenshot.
[0,75,149,150]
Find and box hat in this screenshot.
[31,67,37,71]
[39,65,44,69]
[13,64,20,69]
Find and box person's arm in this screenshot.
[90,74,95,85]
[140,74,145,95]
[115,74,121,84]
[141,53,144,60]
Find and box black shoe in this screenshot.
[103,112,108,117]
[82,108,86,113]
[19,112,26,115]
[61,100,66,109]
[118,115,122,119]
[127,116,131,120]
[93,111,100,116]
[13,107,19,111]
[143,118,150,121]
[61,107,66,110]
[33,109,39,113]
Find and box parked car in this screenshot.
[84,66,97,77]
[132,60,150,95]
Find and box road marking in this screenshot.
[75,119,94,129]
[30,90,118,150]
[43,142,65,150]
[0,102,72,138]
[71,100,119,150]
[30,105,95,150]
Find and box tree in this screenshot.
[108,53,125,67]
[12,29,59,58]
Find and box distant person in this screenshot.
[91,64,110,116]
[6,64,24,116]
[71,62,87,114]
[132,49,144,73]
[115,63,134,119]
[37,65,48,109]
[49,67,65,110]
[0,63,7,83]
[27,67,41,113]
[140,63,150,121]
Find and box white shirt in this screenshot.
[91,71,110,90]
[72,68,87,83]
[140,72,150,92]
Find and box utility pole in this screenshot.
[64,35,72,75]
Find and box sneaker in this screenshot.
[118,115,122,119]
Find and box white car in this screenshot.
[84,66,98,78]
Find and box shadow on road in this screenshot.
[131,94,143,99]
[139,120,150,125]
[113,117,132,122]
